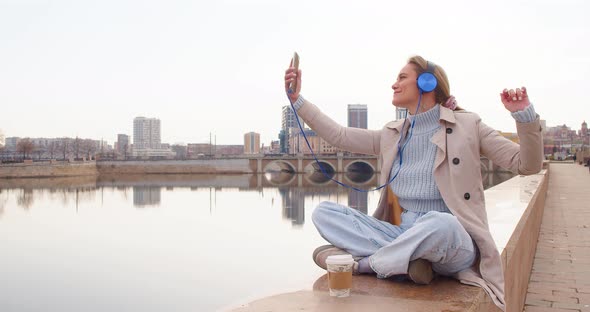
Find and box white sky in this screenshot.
[1,0,589,146]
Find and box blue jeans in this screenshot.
[312,201,477,278]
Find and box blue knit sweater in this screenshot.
[390,104,449,213]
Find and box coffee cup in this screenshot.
[326,254,354,297]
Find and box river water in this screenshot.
[0,171,514,312]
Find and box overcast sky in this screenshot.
[1,0,589,146]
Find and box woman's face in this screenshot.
[392,63,420,108]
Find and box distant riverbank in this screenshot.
[0,161,99,178]
[0,159,255,178]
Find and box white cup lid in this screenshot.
[325,254,354,265]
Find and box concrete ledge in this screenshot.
[232,276,492,312]
[230,169,550,312]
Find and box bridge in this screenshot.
[2,156,503,186]
[248,154,379,175]
[249,154,502,175]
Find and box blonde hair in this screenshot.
[407,55,457,109]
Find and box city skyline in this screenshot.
[2,116,589,149]
[1,1,589,146]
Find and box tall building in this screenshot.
[281,106,304,130]
[133,117,161,149]
[280,106,305,154]
[244,132,261,154]
[395,107,408,121]
[347,104,368,129]
[4,137,19,151]
[269,140,281,154]
[116,134,130,155]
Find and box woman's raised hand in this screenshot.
[500,87,530,113]
[284,60,301,103]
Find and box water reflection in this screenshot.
[345,162,375,184]
[16,189,34,209]
[349,190,369,214]
[0,170,516,312]
[277,186,369,226]
[0,189,6,218]
[133,186,161,207]
[0,171,514,215]
[279,187,305,226]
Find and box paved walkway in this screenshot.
[523,163,590,311]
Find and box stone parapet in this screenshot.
[496,170,549,312]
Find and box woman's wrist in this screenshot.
[511,103,537,123]
[292,95,305,111]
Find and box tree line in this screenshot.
[0,137,101,162]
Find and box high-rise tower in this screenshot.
[347,104,368,129]
[133,117,161,149]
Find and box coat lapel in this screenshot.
[431,106,456,171]
[431,126,447,170]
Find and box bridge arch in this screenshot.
[303,160,335,174]
[263,160,297,185]
[344,160,375,184]
[304,171,333,185]
[263,160,297,173]
[303,161,335,184]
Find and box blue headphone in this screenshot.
[416,61,438,93]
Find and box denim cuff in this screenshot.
[292,95,305,111]
[511,103,537,123]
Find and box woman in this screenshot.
[283,55,543,311]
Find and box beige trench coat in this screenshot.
[297,99,543,311]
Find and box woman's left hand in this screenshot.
[500,86,530,113]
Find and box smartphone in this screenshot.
[290,52,299,92]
